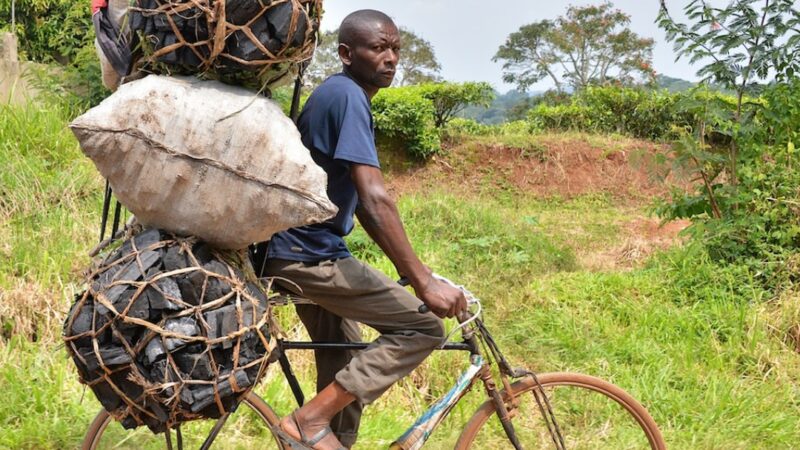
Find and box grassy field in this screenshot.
[1,100,799,449]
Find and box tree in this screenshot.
[304,27,441,88]
[493,2,655,93]
[657,0,799,191]
[417,82,494,128]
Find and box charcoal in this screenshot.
[133,228,161,251]
[112,288,136,313]
[290,14,308,47]
[69,302,93,336]
[192,243,213,265]
[142,18,156,41]
[120,415,139,430]
[175,351,213,379]
[189,370,250,412]
[228,30,266,61]
[155,277,182,305]
[226,0,264,25]
[144,337,166,365]
[164,317,199,351]
[93,381,123,411]
[250,16,269,36]
[177,276,199,305]
[265,1,293,44]
[158,35,180,64]
[153,14,172,32]
[163,246,189,271]
[111,371,144,400]
[129,10,145,31]
[181,47,202,68]
[65,228,273,431]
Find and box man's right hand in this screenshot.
[416,275,468,319]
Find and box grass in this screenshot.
[1,100,799,448]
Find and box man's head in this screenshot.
[337,10,400,96]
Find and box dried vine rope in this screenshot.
[127,0,323,89]
[63,226,277,432]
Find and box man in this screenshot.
[262,9,467,450]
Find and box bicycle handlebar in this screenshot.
[397,274,479,317]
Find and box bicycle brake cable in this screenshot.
[431,273,482,347]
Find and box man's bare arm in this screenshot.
[350,164,466,318]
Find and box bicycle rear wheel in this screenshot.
[81,392,284,450]
[455,372,665,450]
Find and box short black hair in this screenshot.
[338,9,396,46]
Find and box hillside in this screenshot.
[1,101,799,449]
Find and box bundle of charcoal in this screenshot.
[127,0,322,89]
[63,227,274,432]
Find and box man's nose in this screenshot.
[386,49,399,67]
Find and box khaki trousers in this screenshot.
[264,257,444,447]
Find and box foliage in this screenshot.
[494,2,655,93]
[372,86,440,160]
[525,86,720,140]
[1,0,108,108]
[394,28,442,86]
[658,0,799,187]
[303,27,441,88]
[656,80,800,289]
[417,82,494,128]
[0,0,93,64]
[654,0,800,290]
[303,30,339,88]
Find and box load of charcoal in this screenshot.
[127,0,322,89]
[63,227,274,433]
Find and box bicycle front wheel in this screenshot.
[81,392,284,450]
[455,372,666,450]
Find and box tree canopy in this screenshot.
[304,27,441,88]
[494,2,655,93]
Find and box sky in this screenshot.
[319,0,702,93]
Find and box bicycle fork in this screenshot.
[480,366,524,450]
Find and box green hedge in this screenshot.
[372,87,441,160]
[526,86,740,141]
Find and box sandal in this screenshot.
[273,411,346,450]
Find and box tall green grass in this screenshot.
[0,100,798,448]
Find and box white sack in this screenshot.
[70,75,337,249]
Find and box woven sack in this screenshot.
[63,227,274,432]
[70,74,337,250]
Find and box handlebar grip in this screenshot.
[398,277,430,313]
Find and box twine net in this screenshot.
[63,227,275,433]
[127,0,323,89]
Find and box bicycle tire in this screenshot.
[455,372,666,450]
[81,392,284,449]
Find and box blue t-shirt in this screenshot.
[267,73,380,262]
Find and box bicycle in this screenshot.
[80,274,666,449]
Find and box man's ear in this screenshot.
[338,43,352,67]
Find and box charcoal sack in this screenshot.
[63,227,274,432]
[128,0,322,89]
[69,74,337,250]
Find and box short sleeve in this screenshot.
[332,90,380,168]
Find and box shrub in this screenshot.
[372,87,440,160]
[416,81,494,128]
[527,103,594,132]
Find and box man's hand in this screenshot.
[415,275,468,319]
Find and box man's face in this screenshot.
[340,21,401,91]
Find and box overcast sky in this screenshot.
[319,0,701,93]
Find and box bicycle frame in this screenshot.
[275,312,532,450]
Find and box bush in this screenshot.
[372,87,440,160]
[525,86,740,141]
[656,80,800,291]
[527,103,593,132]
[416,81,494,128]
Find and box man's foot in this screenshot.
[278,410,346,450]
